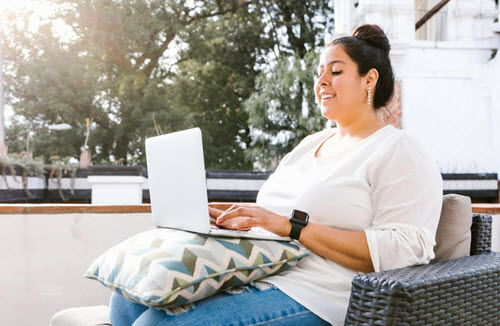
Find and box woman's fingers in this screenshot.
[211,204,288,236]
[209,206,253,230]
[216,206,253,224]
[216,206,267,230]
[221,216,253,230]
[212,203,282,232]
[208,207,224,218]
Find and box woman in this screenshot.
[109,24,443,326]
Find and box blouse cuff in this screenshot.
[364,224,436,273]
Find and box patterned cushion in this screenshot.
[85,228,309,308]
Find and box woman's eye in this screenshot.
[332,70,342,75]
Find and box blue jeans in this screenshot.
[109,285,330,326]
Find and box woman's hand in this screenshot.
[208,207,252,230]
[208,203,291,237]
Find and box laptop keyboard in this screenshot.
[210,227,249,234]
[210,226,279,236]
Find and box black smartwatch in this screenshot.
[289,209,309,240]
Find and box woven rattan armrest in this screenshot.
[345,252,500,326]
[471,213,492,255]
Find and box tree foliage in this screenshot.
[244,51,327,170]
[244,1,334,170]
[1,0,334,169]
[260,0,334,58]
[162,7,273,169]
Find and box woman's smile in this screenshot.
[320,93,335,103]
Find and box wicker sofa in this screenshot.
[344,213,500,325]
[51,213,499,326]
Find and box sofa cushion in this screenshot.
[431,194,472,263]
[49,305,111,326]
[85,228,308,308]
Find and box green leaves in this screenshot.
[1,0,334,169]
[244,51,326,170]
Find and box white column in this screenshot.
[334,0,355,36]
[476,0,499,42]
[388,0,414,83]
[391,1,416,42]
[355,0,415,42]
[494,3,500,33]
[357,0,393,33]
[450,0,481,42]
[88,176,146,205]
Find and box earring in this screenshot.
[367,87,372,105]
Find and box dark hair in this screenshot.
[327,24,395,109]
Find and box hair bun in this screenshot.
[352,24,390,55]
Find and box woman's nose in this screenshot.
[315,79,328,89]
[316,72,329,87]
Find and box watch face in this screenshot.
[293,210,308,222]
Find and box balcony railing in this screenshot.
[0,167,498,203]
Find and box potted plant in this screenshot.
[0,152,45,202]
[47,155,80,202]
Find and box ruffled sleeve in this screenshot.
[364,134,443,272]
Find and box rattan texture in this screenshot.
[345,214,499,326]
[470,214,492,255]
[345,253,500,325]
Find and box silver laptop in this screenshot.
[145,127,291,241]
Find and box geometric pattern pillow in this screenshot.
[85,228,309,308]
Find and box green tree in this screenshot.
[1,0,334,169]
[165,8,273,169]
[244,51,327,170]
[1,0,252,165]
[243,1,335,170]
[259,0,334,58]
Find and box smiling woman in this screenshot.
[106,24,444,326]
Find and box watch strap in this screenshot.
[289,221,303,240]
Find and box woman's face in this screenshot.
[314,45,368,123]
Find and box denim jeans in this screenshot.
[109,285,330,326]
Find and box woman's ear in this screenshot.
[365,68,379,90]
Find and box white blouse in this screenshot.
[256,125,443,325]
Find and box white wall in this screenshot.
[1,213,154,326]
[397,42,499,173]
